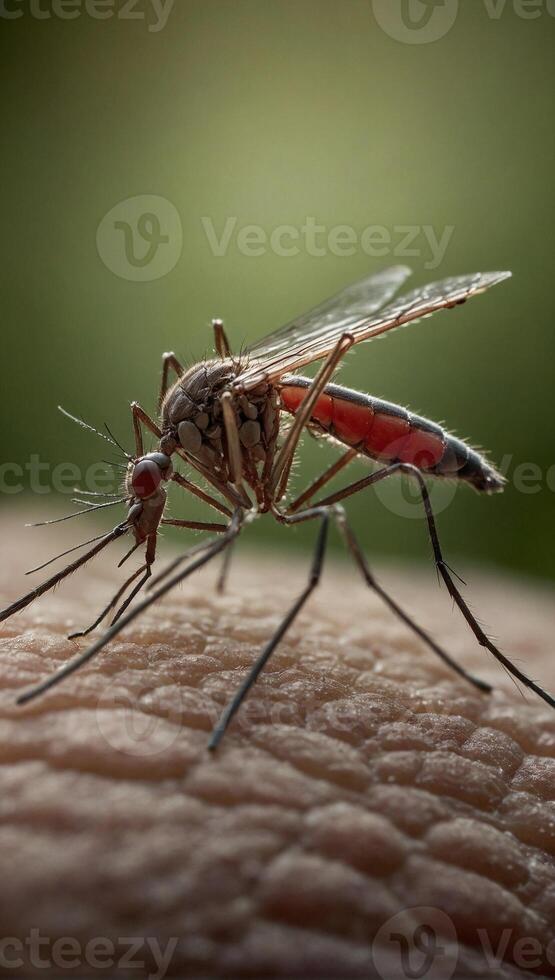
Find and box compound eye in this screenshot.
[132,459,162,499]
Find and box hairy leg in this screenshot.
[278,503,491,697]
[311,463,555,711]
[158,352,185,411]
[130,401,162,457]
[270,334,354,501]
[67,563,148,639]
[208,515,330,749]
[212,318,232,359]
[221,391,252,508]
[286,448,358,514]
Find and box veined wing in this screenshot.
[244,264,411,362]
[234,268,511,392]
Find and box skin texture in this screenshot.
[0,511,554,979]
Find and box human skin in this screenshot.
[0,512,554,979]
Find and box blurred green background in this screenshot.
[1,0,554,580]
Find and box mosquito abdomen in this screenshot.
[279,376,504,494]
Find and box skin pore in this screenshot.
[0,511,554,979]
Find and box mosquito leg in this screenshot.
[15,511,244,706]
[212,319,232,359]
[178,453,248,511]
[271,334,355,501]
[216,538,235,594]
[158,352,185,411]
[286,447,358,514]
[337,510,492,694]
[162,518,228,533]
[275,500,492,696]
[221,392,251,507]
[208,513,329,750]
[72,534,156,637]
[148,535,223,589]
[68,564,146,639]
[110,565,152,626]
[295,464,555,707]
[171,472,232,519]
[130,402,162,457]
[358,463,555,710]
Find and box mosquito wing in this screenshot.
[234,268,512,392]
[243,264,411,365]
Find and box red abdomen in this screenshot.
[279,376,504,493]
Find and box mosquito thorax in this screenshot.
[160,358,278,489]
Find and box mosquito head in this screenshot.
[128,452,173,500]
[126,452,173,541]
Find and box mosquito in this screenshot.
[3,266,554,748]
